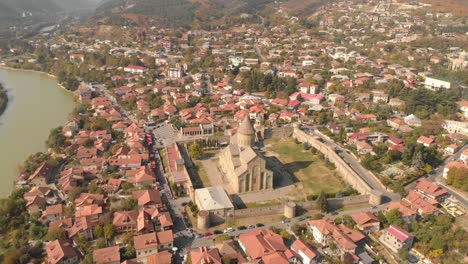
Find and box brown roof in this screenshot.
[132,189,162,207]
[134,232,158,250]
[238,229,287,259]
[113,210,138,227]
[190,247,222,264]
[43,204,63,216]
[93,246,121,264]
[46,240,78,264]
[147,250,173,264]
[351,211,379,226]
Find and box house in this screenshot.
[238,229,295,262]
[351,211,380,233]
[147,251,172,264]
[75,204,102,221]
[415,179,449,202]
[424,77,450,91]
[356,141,373,155]
[134,231,174,263]
[416,136,434,147]
[68,216,94,240]
[190,247,222,264]
[445,144,458,154]
[355,114,377,122]
[93,246,121,264]
[42,204,63,222]
[291,239,318,264]
[380,225,414,253]
[308,219,365,253]
[404,114,422,127]
[113,210,138,233]
[26,195,47,214]
[133,189,163,208]
[456,101,468,118]
[403,190,439,216]
[28,162,53,186]
[124,65,148,74]
[387,118,405,130]
[385,202,417,224]
[46,240,79,264]
[461,149,468,163]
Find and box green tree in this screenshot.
[46,227,67,241]
[385,209,403,227]
[189,143,204,160]
[104,224,115,240]
[317,191,329,212]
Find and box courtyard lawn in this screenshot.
[195,161,212,188]
[265,137,345,195]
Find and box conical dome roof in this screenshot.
[238,116,255,135]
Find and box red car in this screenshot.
[204,232,212,237]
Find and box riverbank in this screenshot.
[0,65,69,91]
[0,83,8,116]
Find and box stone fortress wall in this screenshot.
[292,126,383,206]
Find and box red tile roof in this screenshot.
[386,225,412,242]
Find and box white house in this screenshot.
[124,65,148,74]
[424,77,451,91]
[291,239,318,264]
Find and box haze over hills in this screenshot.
[93,0,308,28]
[0,0,102,18]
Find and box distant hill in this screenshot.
[0,0,62,13]
[94,0,281,27]
[50,0,102,12]
[0,2,18,18]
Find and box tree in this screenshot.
[189,143,203,160]
[385,209,403,227]
[317,191,329,212]
[280,230,291,240]
[446,167,468,191]
[46,127,68,152]
[104,224,115,240]
[342,215,356,227]
[46,227,67,241]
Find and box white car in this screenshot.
[223,227,234,233]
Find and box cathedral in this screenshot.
[218,116,273,193]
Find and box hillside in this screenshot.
[0,0,62,13]
[397,0,468,17]
[94,0,283,28]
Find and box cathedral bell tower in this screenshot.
[237,116,255,148]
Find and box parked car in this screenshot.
[256,223,264,227]
[282,219,291,224]
[204,232,212,237]
[223,227,234,233]
[248,225,256,229]
[195,233,203,238]
[238,226,247,230]
[213,230,222,235]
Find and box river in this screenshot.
[0,68,75,197]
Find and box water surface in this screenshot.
[0,68,75,197]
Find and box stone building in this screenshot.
[218,117,273,193]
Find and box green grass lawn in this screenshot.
[195,161,211,188]
[265,137,345,195]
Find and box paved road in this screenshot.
[187,203,388,249]
[426,144,467,207]
[305,128,400,202]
